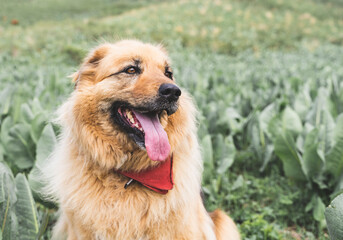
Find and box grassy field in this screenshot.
[1,0,343,239]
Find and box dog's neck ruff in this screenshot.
[117,156,173,194]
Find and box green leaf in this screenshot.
[0,161,16,205]
[273,131,306,181]
[259,103,275,139]
[231,175,244,191]
[35,124,56,164]
[305,197,314,212]
[268,115,283,138]
[0,86,14,117]
[216,136,235,175]
[325,193,343,240]
[0,146,4,164]
[282,106,303,135]
[302,129,324,180]
[0,117,13,146]
[313,196,325,222]
[317,110,335,155]
[31,98,43,114]
[15,174,39,239]
[306,87,331,127]
[202,135,213,169]
[333,174,343,197]
[294,83,311,119]
[0,162,18,240]
[251,123,263,158]
[202,135,213,182]
[30,114,47,144]
[259,144,274,172]
[20,104,34,125]
[29,124,56,206]
[6,124,35,169]
[279,195,293,205]
[36,210,49,240]
[221,107,243,133]
[326,114,343,178]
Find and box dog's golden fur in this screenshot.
[46,40,240,240]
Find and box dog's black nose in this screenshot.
[158,83,181,102]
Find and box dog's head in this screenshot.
[62,40,195,171]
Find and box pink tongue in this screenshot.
[133,111,171,161]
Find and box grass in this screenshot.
[1,0,343,239]
[1,0,343,57]
[1,0,163,26]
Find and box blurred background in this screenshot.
[1,0,343,239]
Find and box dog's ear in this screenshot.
[73,44,111,88]
[84,44,110,65]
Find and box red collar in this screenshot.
[117,156,173,194]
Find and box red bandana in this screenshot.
[117,156,174,194]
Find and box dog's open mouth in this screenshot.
[119,108,144,132]
[112,105,171,161]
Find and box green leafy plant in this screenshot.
[1,163,39,239]
[325,193,343,240]
[264,95,343,227]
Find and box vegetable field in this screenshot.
[1,0,343,239]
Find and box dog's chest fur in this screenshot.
[52,138,215,240]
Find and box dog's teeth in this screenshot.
[126,111,135,124]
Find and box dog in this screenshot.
[46,40,240,240]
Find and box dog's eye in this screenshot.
[165,71,173,80]
[125,67,138,74]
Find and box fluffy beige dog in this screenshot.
[46,40,240,240]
